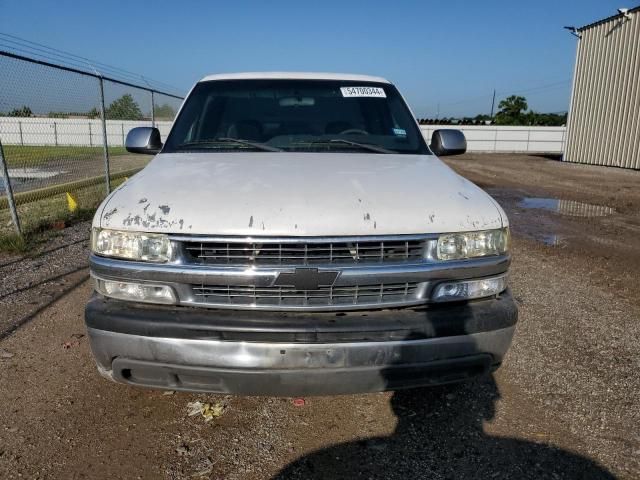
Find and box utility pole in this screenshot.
[436,103,440,120]
[151,90,155,127]
[490,89,496,118]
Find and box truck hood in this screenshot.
[97,152,505,236]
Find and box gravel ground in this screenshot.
[0,221,90,339]
[0,153,638,479]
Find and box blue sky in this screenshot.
[0,0,633,117]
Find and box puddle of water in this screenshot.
[518,197,615,217]
[519,197,559,211]
[1,168,65,195]
[515,220,567,247]
[4,168,65,179]
[490,188,623,249]
[539,233,566,246]
[0,177,28,194]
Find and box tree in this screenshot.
[473,114,493,125]
[106,94,143,120]
[8,105,33,117]
[498,95,528,117]
[87,107,101,119]
[153,103,176,120]
[527,111,567,126]
[494,95,528,125]
[48,111,69,118]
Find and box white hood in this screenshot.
[96,152,505,236]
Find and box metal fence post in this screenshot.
[18,120,23,145]
[53,121,58,146]
[98,77,111,194]
[89,122,93,146]
[0,140,22,236]
[151,90,155,127]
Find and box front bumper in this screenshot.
[85,291,517,396]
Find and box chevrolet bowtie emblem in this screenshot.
[274,268,340,291]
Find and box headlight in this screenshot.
[437,228,509,261]
[91,228,172,262]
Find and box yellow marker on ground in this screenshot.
[66,192,78,212]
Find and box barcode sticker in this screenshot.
[340,86,386,98]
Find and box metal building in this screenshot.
[564,7,640,169]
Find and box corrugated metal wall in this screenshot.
[564,10,640,169]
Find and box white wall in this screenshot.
[0,117,566,154]
[420,125,566,153]
[0,117,174,147]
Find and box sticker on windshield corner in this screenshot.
[340,86,386,98]
[393,128,407,136]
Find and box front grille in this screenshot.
[191,282,420,308]
[183,239,427,266]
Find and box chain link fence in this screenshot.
[0,50,183,241]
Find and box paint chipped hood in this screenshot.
[95,152,506,235]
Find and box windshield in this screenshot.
[163,79,429,155]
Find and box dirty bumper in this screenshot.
[85,293,517,396]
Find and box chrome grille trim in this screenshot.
[189,282,422,309]
[177,235,432,266]
[90,240,510,312]
[169,234,438,244]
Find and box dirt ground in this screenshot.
[0,153,638,479]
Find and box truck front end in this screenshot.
[85,73,517,395]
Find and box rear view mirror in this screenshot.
[279,97,315,107]
[430,129,467,156]
[125,127,163,154]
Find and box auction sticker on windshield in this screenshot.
[340,86,386,98]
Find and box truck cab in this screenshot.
[85,72,517,395]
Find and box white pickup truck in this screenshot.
[85,72,517,395]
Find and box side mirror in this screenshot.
[125,127,163,154]
[430,129,467,156]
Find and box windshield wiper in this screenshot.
[329,139,394,154]
[178,138,282,152]
[291,139,394,154]
[217,137,282,152]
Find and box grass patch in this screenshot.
[0,207,97,255]
[0,176,128,253]
[3,145,128,167]
[0,232,28,253]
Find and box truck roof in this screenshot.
[199,72,390,84]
